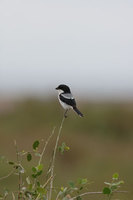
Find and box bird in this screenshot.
[55,84,83,118]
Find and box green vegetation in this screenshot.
[0,122,125,199]
[0,99,132,199]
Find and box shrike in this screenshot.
[55,84,83,118]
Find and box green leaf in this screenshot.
[64,146,70,151]
[103,187,112,194]
[32,167,37,173]
[113,173,119,180]
[37,164,43,171]
[37,181,40,187]
[61,186,64,192]
[8,161,14,165]
[76,196,82,200]
[60,187,68,194]
[69,181,75,188]
[36,170,43,176]
[58,142,70,154]
[27,153,32,161]
[32,174,37,178]
[37,187,45,194]
[78,178,88,185]
[14,165,19,169]
[111,185,117,190]
[79,186,83,190]
[119,180,124,184]
[33,140,40,150]
[32,170,43,178]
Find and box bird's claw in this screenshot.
[64,114,68,118]
[64,110,68,118]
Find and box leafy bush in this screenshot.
[0,117,126,200]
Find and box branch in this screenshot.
[35,176,54,200]
[70,190,128,200]
[38,127,56,165]
[0,169,14,181]
[49,116,65,200]
[14,140,22,200]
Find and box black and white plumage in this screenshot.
[55,84,83,118]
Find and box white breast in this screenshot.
[58,95,72,110]
[57,90,73,110]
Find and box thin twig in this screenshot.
[38,127,56,165]
[35,176,54,200]
[12,192,16,200]
[42,175,54,189]
[49,116,65,200]
[55,191,60,200]
[0,169,15,181]
[14,140,22,200]
[69,190,128,200]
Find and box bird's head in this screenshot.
[55,84,71,93]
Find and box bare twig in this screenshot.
[49,116,65,200]
[12,192,16,200]
[38,127,56,165]
[69,190,128,200]
[55,191,61,200]
[42,175,54,189]
[35,176,54,200]
[14,140,22,200]
[0,169,15,181]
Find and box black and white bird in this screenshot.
[55,84,83,118]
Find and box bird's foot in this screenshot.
[64,114,68,118]
[64,110,68,118]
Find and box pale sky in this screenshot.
[1,0,133,99]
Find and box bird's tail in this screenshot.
[73,106,83,117]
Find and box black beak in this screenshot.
[55,87,58,90]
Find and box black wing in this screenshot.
[59,93,76,107]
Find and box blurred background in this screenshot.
[0,0,133,199]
